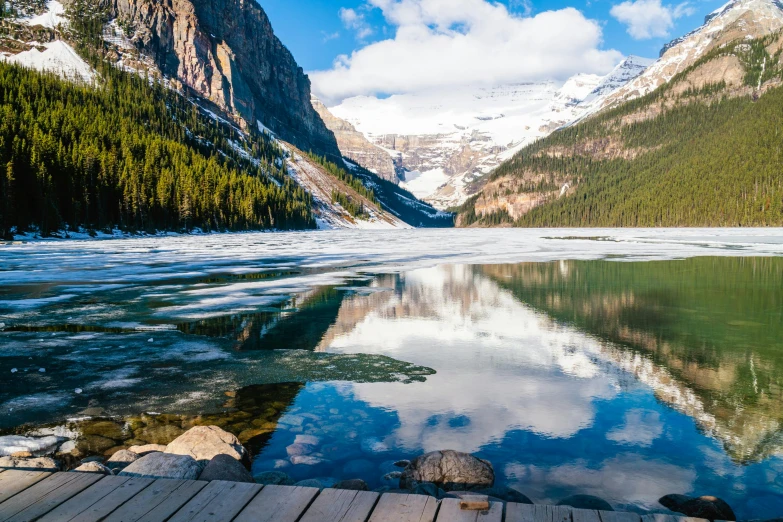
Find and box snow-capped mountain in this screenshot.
[595,0,783,111]
[328,57,652,209]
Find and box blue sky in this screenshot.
[261,0,728,104]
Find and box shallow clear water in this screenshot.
[1,229,782,518]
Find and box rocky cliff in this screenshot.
[311,97,398,182]
[104,0,341,160]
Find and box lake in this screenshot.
[1,229,782,518]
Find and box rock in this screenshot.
[294,479,325,489]
[384,471,402,480]
[77,435,118,455]
[342,459,375,476]
[474,486,533,504]
[286,443,315,457]
[165,426,247,465]
[399,450,494,491]
[0,456,60,471]
[677,496,736,521]
[659,494,693,512]
[557,495,614,512]
[134,424,184,445]
[199,454,254,483]
[253,471,295,486]
[332,479,369,491]
[72,462,113,475]
[290,456,326,466]
[127,444,167,455]
[80,420,126,440]
[394,460,411,468]
[10,451,34,458]
[106,450,140,471]
[80,456,105,464]
[119,452,202,480]
[412,482,439,497]
[294,435,320,446]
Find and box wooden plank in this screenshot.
[506,504,573,522]
[234,484,318,522]
[436,498,502,522]
[169,480,262,522]
[299,489,379,522]
[572,509,601,522]
[640,515,708,522]
[599,511,642,522]
[103,479,206,522]
[367,493,439,522]
[38,476,153,522]
[0,472,103,522]
[0,470,52,505]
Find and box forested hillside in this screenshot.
[459,32,783,227]
[0,61,316,238]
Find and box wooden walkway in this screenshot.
[0,469,708,522]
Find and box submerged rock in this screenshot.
[254,471,295,486]
[557,494,614,511]
[199,454,254,483]
[294,478,326,489]
[0,456,60,471]
[400,450,494,491]
[332,479,369,491]
[72,461,113,475]
[660,495,736,521]
[165,426,246,465]
[119,452,201,480]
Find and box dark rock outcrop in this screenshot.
[332,479,370,491]
[107,0,341,160]
[557,494,614,512]
[399,450,494,491]
[199,454,254,483]
[660,494,736,521]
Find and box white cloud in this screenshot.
[610,0,694,40]
[606,409,663,447]
[312,0,622,104]
[339,7,374,40]
[322,31,341,43]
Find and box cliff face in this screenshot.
[108,0,341,159]
[310,97,398,182]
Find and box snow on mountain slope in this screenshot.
[22,0,67,29]
[0,41,95,83]
[595,0,783,111]
[329,59,650,209]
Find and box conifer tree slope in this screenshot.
[457,30,783,228]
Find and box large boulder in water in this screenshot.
[165,426,247,465]
[399,450,494,491]
[557,494,614,511]
[660,494,736,521]
[118,452,201,480]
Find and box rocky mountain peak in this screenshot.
[105,0,341,160]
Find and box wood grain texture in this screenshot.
[234,484,319,522]
[436,498,503,522]
[506,503,574,522]
[38,476,153,522]
[0,470,52,505]
[599,511,643,522]
[571,509,601,522]
[641,516,709,522]
[0,472,102,522]
[367,493,439,522]
[168,480,261,522]
[103,479,206,522]
[299,489,379,522]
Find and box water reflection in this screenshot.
[250,261,783,517]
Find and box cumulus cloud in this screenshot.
[606,409,663,447]
[339,7,374,40]
[311,0,622,104]
[610,0,694,39]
